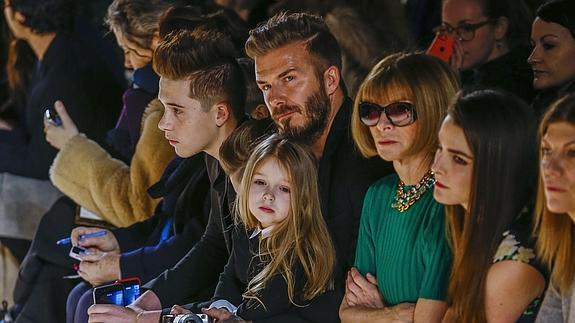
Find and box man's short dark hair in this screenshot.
[245,12,342,73]
[153,29,246,122]
[9,0,76,34]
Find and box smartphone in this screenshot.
[93,282,124,305]
[427,33,455,63]
[116,277,141,305]
[69,245,87,261]
[44,107,62,126]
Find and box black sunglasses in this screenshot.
[359,101,417,127]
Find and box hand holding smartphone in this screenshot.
[93,282,124,305]
[92,277,141,305]
[427,32,455,63]
[117,277,141,305]
[44,107,63,126]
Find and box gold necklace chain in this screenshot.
[391,170,435,213]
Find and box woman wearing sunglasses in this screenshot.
[437,0,534,102]
[433,89,545,323]
[533,94,575,322]
[339,53,459,322]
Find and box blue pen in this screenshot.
[56,230,107,246]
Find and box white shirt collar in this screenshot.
[249,226,274,239]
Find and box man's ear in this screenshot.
[323,66,340,96]
[214,101,232,127]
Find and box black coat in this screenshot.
[114,155,211,283]
[461,46,536,104]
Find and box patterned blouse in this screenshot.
[493,212,547,322]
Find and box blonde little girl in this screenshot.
[203,134,339,322]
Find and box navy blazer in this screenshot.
[113,154,211,284]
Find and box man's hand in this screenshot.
[78,252,121,286]
[44,100,79,150]
[345,267,385,308]
[71,227,119,253]
[87,304,161,323]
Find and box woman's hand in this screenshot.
[345,267,385,308]
[449,39,464,72]
[44,100,80,150]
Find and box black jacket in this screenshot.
[461,46,536,103]
[211,225,342,323]
[147,155,235,305]
[113,155,211,284]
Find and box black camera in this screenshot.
[162,313,210,323]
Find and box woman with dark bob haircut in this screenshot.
[529,0,575,116]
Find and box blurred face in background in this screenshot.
[442,0,506,71]
[113,30,153,70]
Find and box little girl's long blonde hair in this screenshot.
[236,134,336,305]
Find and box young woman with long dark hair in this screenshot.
[433,89,546,322]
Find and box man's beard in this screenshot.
[273,84,331,145]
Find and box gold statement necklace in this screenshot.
[391,170,435,212]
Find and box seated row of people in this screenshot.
[4,0,575,322]
[84,5,573,323]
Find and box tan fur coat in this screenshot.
[50,99,175,227]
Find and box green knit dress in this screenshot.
[354,174,452,306]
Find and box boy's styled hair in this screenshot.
[237,134,336,305]
[245,12,342,76]
[159,7,248,55]
[153,29,246,121]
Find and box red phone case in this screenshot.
[427,33,455,63]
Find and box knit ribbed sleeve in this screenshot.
[354,174,452,305]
